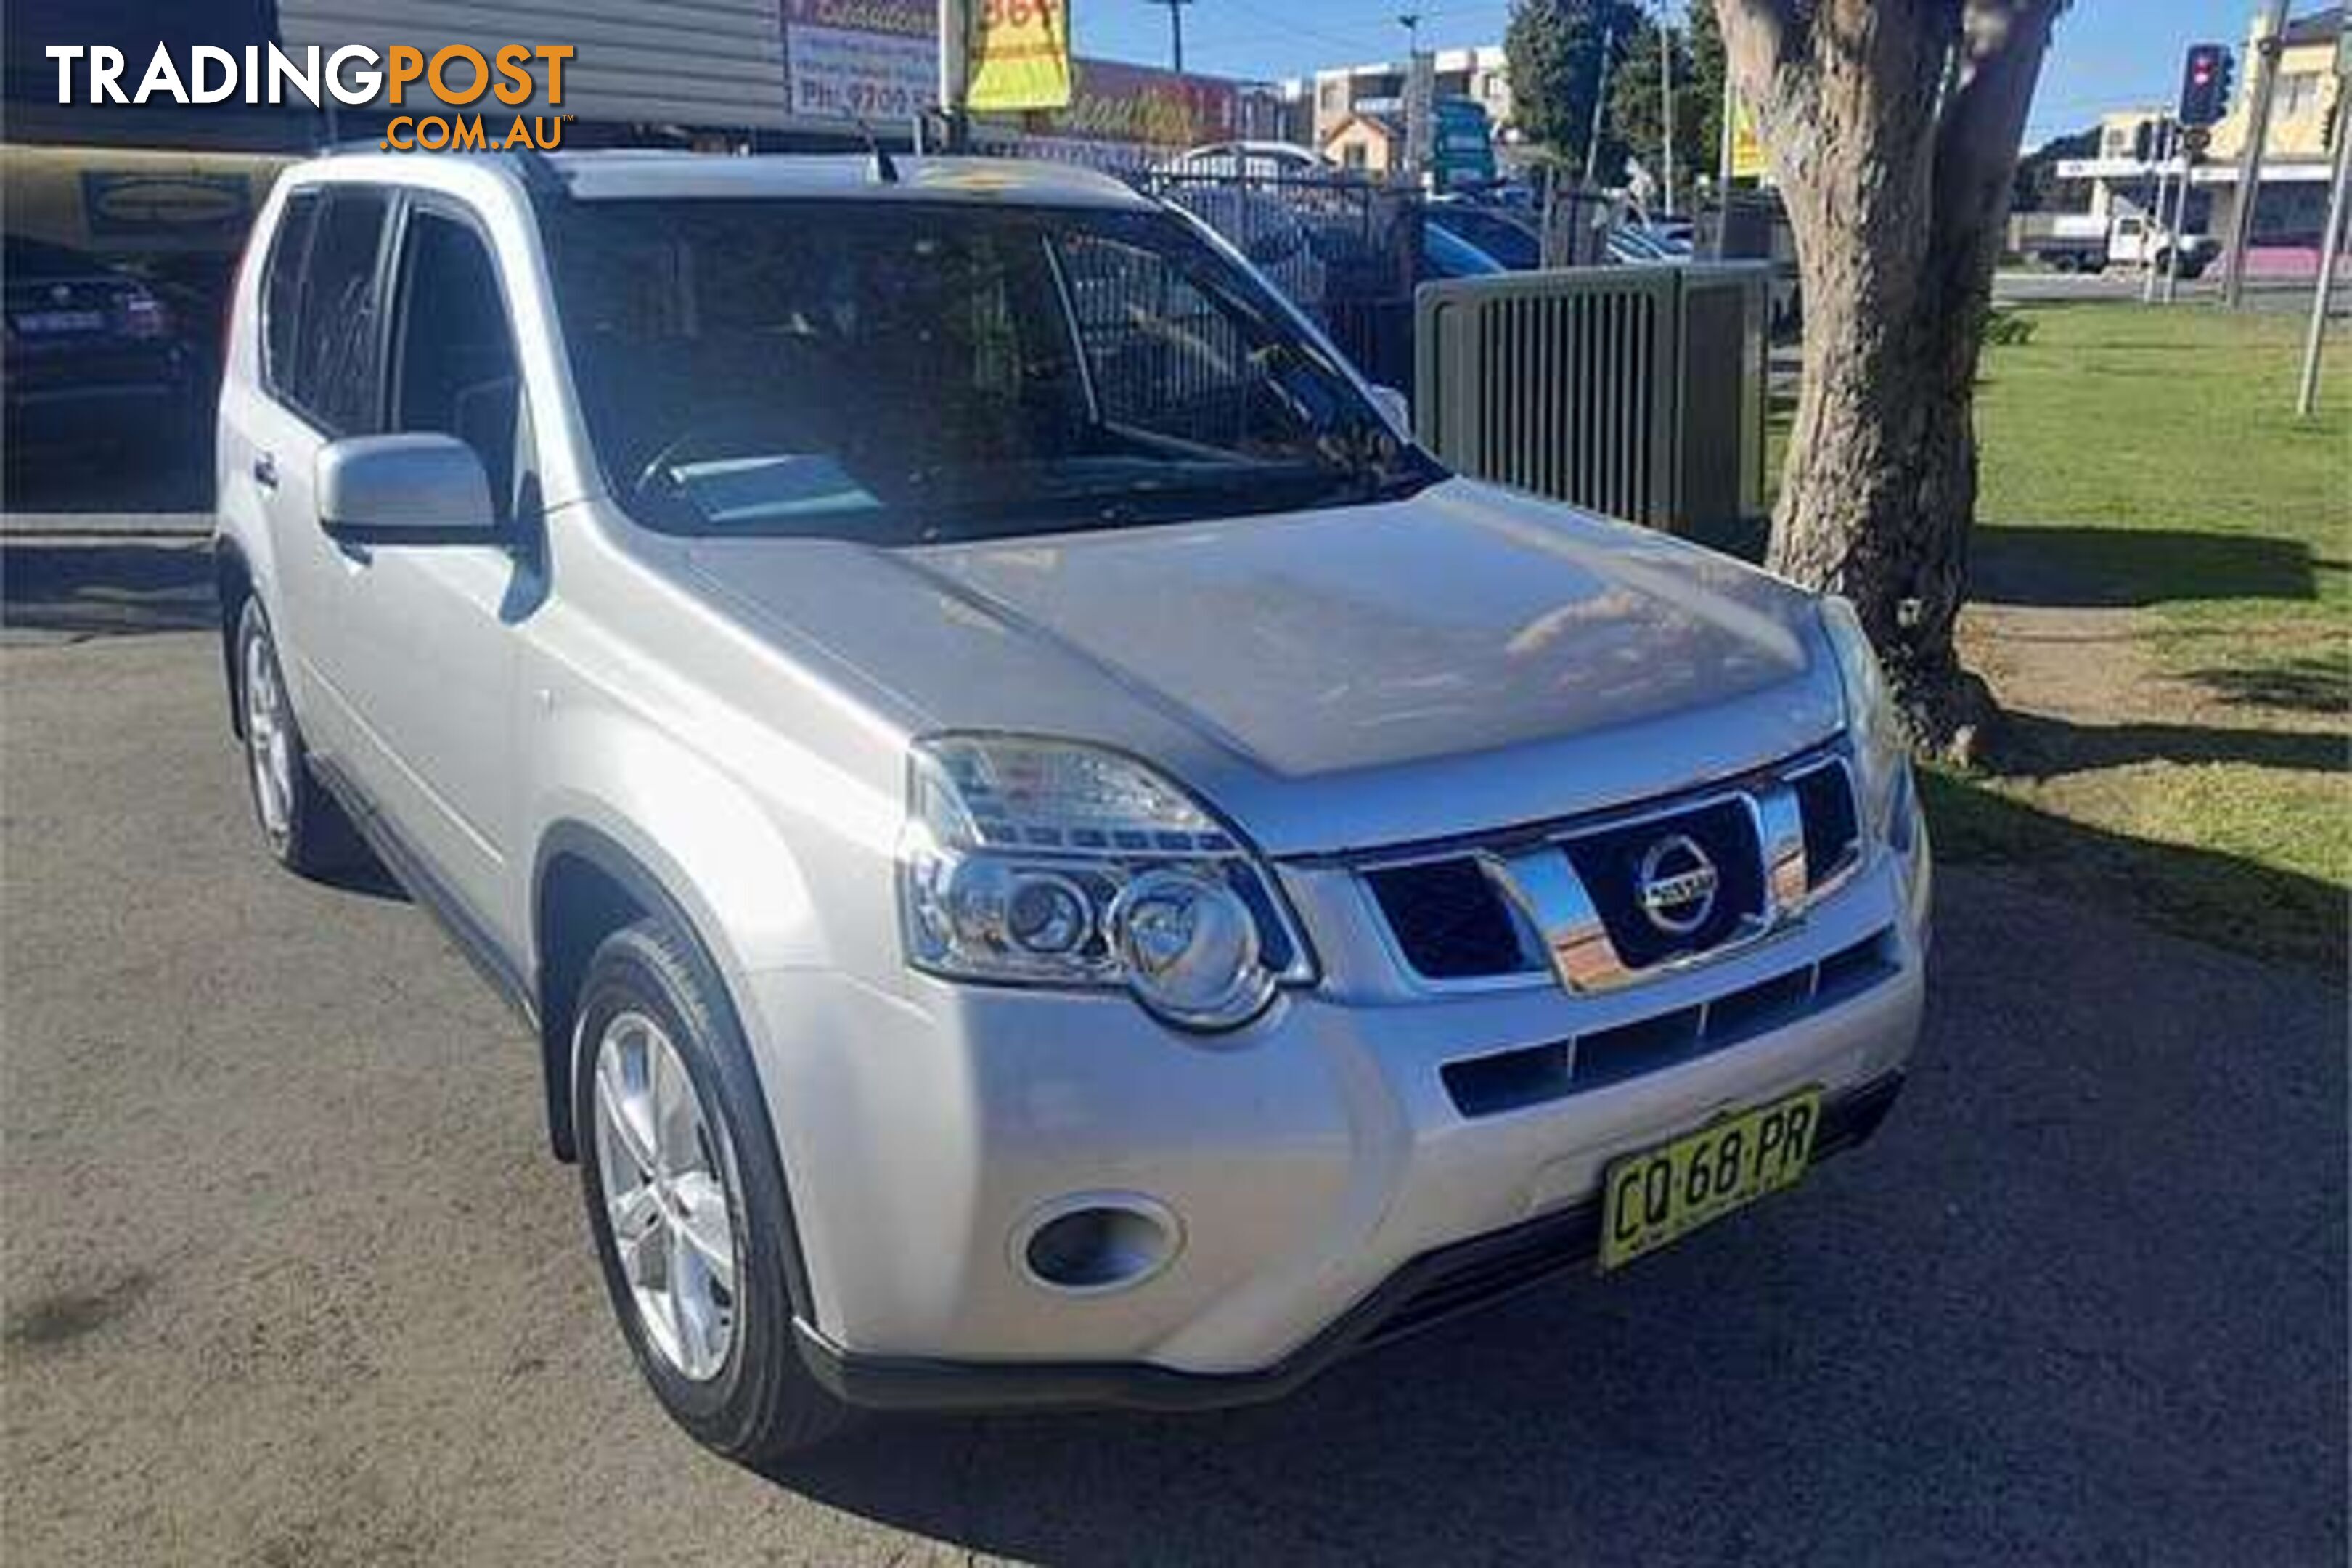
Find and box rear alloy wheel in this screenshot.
[235,598,364,877]
[574,919,851,1460]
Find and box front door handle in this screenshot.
[251,452,279,491]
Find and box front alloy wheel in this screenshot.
[592,1010,739,1382]
[573,919,851,1459]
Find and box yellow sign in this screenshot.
[1730,96,1768,181]
[966,0,1071,111]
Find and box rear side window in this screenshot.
[277,189,391,436]
[261,190,319,396]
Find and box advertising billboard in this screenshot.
[785,0,937,122]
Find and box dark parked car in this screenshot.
[4,236,197,457]
[1427,202,1544,270]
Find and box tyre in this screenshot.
[234,597,365,877]
[573,918,852,1461]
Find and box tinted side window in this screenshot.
[390,211,521,519]
[287,189,389,436]
[261,189,319,398]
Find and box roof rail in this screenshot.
[309,139,568,203]
[505,144,571,203]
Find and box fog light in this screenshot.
[1019,1197,1180,1293]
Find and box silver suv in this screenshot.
[215,150,1930,1459]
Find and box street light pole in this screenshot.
[2143,118,2174,305]
[2295,68,2352,416]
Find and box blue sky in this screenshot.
[1069,0,2263,150]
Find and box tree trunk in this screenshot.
[1714,0,2062,758]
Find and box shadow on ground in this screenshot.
[4,435,212,515]
[1994,708,2347,779]
[1922,767,2347,971]
[1972,523,2338,609]
[2178,650,2352,718]
[0,537,216,637]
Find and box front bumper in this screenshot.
[793,1071,1906,1413]
[743,842,1929,1408]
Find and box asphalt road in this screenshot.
[4,536,2345,1567]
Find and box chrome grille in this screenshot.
[1361,750,1862,992]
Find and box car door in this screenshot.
[321,193,536,944]
[2112,216,2143,265]
[238,183,391,772]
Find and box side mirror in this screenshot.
[317,433,497,546]
[1368,384,1412,438]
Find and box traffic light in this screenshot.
[2178,43,2234,128]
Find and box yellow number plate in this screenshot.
[1598,1087,1822,1272]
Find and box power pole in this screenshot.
[1400,14,1432,185]
[2223,0,2292,309]
[1147,0,1193,77]
[2295,28,2352,417]
[1658,9,1675,216]
[1583,20,1617,184]
[1715,75,1735,258]
[937,0,969,150]
[1717,73,1734,190]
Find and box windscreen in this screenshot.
[544,198,1439,543]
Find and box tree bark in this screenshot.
[1712,0,2062,758]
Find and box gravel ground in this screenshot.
[3,566,2344,1566]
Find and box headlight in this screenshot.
[1818,596,1914,849]
[897,735,1307,1031]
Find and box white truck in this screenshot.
[2027,212,2216,277]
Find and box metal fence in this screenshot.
[1413,264,1771,534]
[1137,169,1422,391]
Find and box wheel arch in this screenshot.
[531,817,822,1324]
[215,537,255,738]
[532,817,748,1160]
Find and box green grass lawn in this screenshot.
[1948,302,2349,968]
[1975,303,2348,666]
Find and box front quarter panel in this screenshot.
[523,640,905,990]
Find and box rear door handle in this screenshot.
[251,452,279,491]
